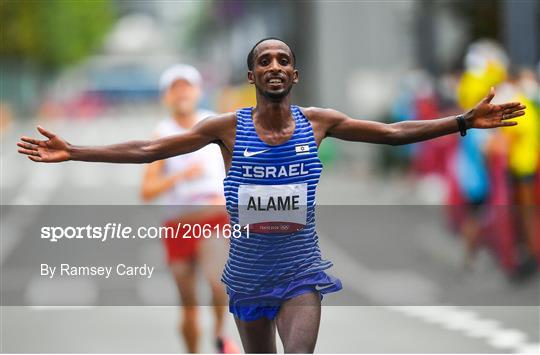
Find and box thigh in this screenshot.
[234,316,277,353]
[276,291,321,353]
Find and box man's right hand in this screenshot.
[17,126,71,163]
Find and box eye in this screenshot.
[280,58,289,66]
[260,58,269,66]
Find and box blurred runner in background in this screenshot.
[140,64,239,353]
[454,44,502,270]
[454,127,491,270]
[496,68,540,276]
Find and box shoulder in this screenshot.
[296,106,356,141]
[198,111,237,125]
[297,106,347,127]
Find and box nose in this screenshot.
[269,58,281,72]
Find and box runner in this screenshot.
[140,64,238,353]
[17,38,526,353]
[497,69,539,276]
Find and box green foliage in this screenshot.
[0,0,116,69]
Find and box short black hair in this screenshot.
[247,37,296,71]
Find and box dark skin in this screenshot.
[17,39,527,353]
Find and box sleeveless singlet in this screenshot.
[155,110,225,218]
[222,105,336,294]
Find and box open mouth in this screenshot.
[267,77,285,87]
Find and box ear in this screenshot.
[292,69,299,84]
[247,71,255,84]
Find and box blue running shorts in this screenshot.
[227,271,342,322]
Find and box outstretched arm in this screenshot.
[311,88,526,146]
[17,114,230,164]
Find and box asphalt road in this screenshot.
[1,116,539,353]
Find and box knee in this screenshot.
[181,307,199,325]
[284,345,315,354]
[284,341,315,354]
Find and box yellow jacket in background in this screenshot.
[502,95,539,178]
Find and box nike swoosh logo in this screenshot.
[243,148,270,157]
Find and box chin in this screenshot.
[267,92,287,101]
[259,87,292,102]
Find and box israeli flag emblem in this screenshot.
[295,144,310,154]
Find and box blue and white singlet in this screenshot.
[222,105,340,295]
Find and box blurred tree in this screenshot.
[0,0,116,69]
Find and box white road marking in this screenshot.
[319,236,538,353]
[488,329,528,349]
[517,343,540,354]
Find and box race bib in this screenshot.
[238,183,308,234]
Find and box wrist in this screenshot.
[463,110,474,129]
[455,114,468,137]
[67,144,76,161]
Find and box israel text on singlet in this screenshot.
[222,106,334,293]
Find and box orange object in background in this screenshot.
[217,84,256,113]
[0,103,12,134]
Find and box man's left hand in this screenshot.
[465,87,526,129]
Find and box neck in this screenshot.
[172,111,197,129]
[253,93,292,130]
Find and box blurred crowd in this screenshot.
[391,40,540,280]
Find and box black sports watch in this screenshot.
[456,114,467,137]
